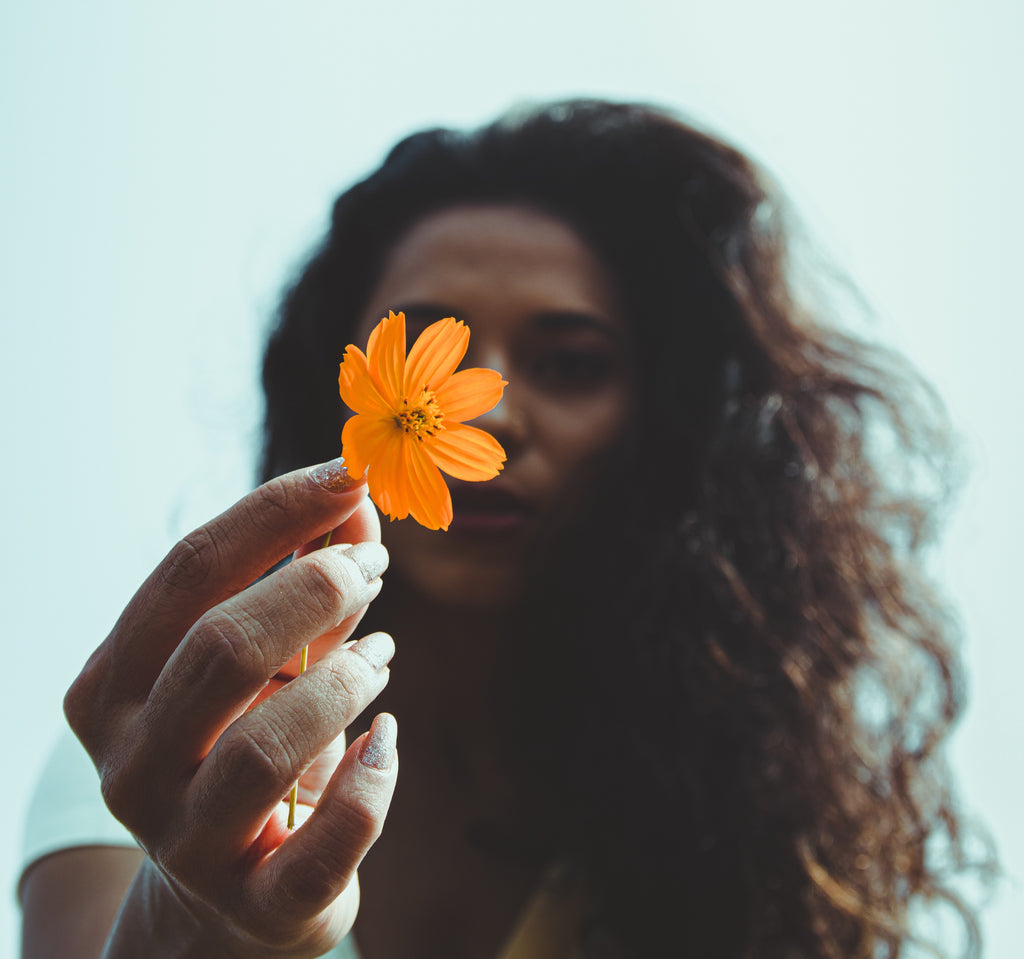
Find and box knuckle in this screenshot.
[218,724,297,797]
[318,657,372,709]
[190,607,268,681]
[296,554,359,623]
[64,642,119,748]
[334,793,385,850]
[277,849,346,911]
[63,671,94,733]
[98,749,148,828]
[99,764,132,820]
[162,528,221,594]
[245,477,292,532]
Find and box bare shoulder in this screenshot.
[20,846,145,959]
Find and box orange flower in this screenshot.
[338,311,508,531]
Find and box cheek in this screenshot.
[540,393,633,477]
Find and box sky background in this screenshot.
[2,1,1021,955]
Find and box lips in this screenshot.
[448,483,533,533]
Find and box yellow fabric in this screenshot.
[494,866,589,959]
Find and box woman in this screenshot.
[20,100,978,958]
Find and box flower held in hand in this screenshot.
[338,311,507,531]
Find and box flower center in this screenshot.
[395,390,444,440]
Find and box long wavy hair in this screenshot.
[261,100,981,958]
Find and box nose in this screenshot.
[462,338,526,458]
[470,384,527,461]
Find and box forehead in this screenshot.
[359,205,624,332]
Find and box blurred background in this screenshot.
[2,1,1020,955]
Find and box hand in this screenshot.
[64,459,398,958]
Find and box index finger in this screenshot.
[80,458,372,700]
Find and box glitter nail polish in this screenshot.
[309,457,363,493]
[350,632,395,670]
[359,713,397,770]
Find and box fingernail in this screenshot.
[350,632,394,670]
[359,713,397,770]
[309,457,364,493]
[344,542,388,582]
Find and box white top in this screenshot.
[21,729,136,869]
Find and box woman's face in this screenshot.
[354,205,634,610]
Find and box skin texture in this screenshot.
[25,467,400,959]
[355,205,634,610]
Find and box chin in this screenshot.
[400,558,524,611]
[381,538,521,613]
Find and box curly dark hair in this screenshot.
[261,100,980,958]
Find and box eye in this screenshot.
[531,346,615,393]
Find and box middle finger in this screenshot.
[143,541,388,765]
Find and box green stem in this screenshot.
[286,528,333,830]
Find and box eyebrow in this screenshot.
[387,303,454,337]
[534,310,625,341]
[393,302,624,341]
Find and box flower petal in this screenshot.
[433,368,507,423]
[426,422,507,481]
[403,438,454,530]
[339,346,392,417]
[341,412,396,484]
[368,429,414,521]
[405,317,470,393]
[366,310,406,402]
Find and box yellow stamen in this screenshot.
[395,390,444,439]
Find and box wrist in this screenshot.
[101,858,248,959]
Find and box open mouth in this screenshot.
[448,484,533,533]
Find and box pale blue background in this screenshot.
[2,1,1021,955]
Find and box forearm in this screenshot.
[20,847,145,959]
